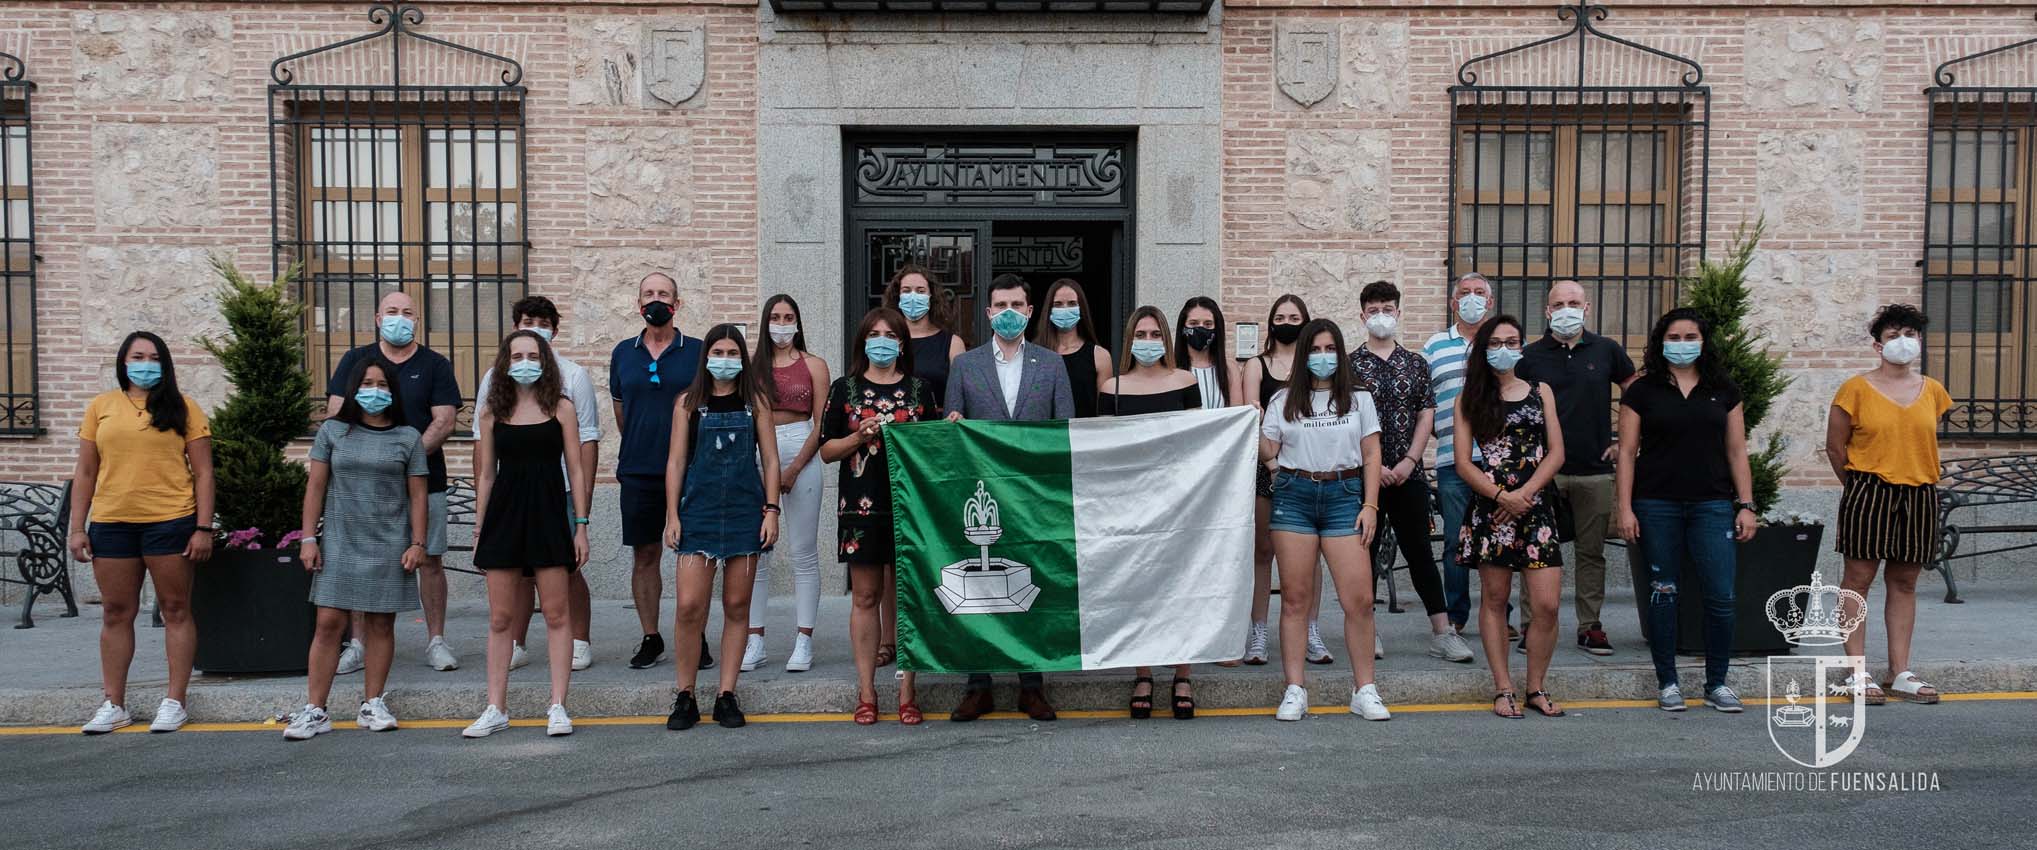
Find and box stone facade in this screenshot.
[91,123,221,229]
[1755,130,1866,236]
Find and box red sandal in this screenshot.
[898,702,923,726]
[853,702,879,726]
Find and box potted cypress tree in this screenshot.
[189,256,318,674]
[1630,222,1824,655]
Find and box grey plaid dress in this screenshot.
[308,419,428,613]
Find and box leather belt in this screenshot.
[1278,467,1363,482]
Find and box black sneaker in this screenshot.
[712,691,746,728]
[630,633,665,670]
[666,690,699,730]
[698,632,715,670]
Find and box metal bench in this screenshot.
[442,476,480,576]
[1933,454,2037,604]
[1,481,79,629]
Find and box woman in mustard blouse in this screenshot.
[68,332,216,735]
[1824,304,1951,706]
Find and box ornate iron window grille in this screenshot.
[1446,4,1709,356]
[268,3,528,433]
[1,50,38,435]
[1923,17,2037,438]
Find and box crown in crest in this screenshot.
[1764,570,1867,646]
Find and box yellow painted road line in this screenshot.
[6,691,2031,736]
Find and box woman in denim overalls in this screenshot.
[662,324,781,730]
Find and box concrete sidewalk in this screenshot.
[2,578,2032,725]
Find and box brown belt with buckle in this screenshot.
[1278,467,1364,482]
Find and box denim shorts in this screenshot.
[88,514,198,559]
[1268,472,1365,538]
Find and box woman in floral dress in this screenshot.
[1453,315,1567,719]
[820,307,933,726]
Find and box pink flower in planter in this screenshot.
[225,528,263,550]
[278,530,305,549]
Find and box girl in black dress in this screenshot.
[1033,277,1114,419]
[1098,306,1202,718]
[468,331,591,739]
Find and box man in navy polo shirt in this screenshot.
[610,271,708,671]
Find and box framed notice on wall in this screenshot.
[1233,322,1259,361]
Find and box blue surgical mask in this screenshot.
[525,327,554,343]
[1457,294,1489,325]
[864,336,901,367]
[1485,346,1523,372]
[1306,352,1341,379]
[508,360,544,386]
[1548,307,1585,338]
[125,361,163,389]
[990,308,1028,340]
[354,386,393,414]
[706,357,744,381]
[898,292,931,321]
[1663,340,1703,366]
[1050,306,1081,331]
[1131,339,1166,366]
[379,314,416,346]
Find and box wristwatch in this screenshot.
[1733,500,1758,514]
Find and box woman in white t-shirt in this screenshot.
[1257,319,1389,723]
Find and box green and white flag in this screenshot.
[887,406,1258,673]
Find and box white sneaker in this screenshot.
[546,704,573,737]
[149,698,187,733]
[1305,622,1334,664]
[283,705,331,741]
[426,636,460,671]
[1429,632,1475,663]
[509,641,529,671]
[1350,684,1391,721]
[1243,622,1269,665]
[357,697,399,731]
[1374,635,1385,660]
[81,700,131,735]
[571,639,593,671]
[1275,684,1309,721]
[462,705,510,738]
[335,639,365,675]
[740,634,767,672]
[785,633,814,673]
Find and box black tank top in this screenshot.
[909,331,952,412]
[1257,355,1290,408]
[1063,341,1100,419]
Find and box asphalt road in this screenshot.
[1,699,2028,850]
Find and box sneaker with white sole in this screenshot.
[1305,622,1334,665]
[81,700,131,735]
[1659,683,1687,712]
[283,705,331,741]
[509,641,529,671]
[357,697,399,732]
[1374,635,1385,660]
[546,704,573,737]
[1429,632,1475,663]
[335,639,365,675]
[426,636,460,672]
[1705,685,1744,713]
[1242,622,1269,665]
[1349,683,1391,721]
[570,639,593,671]
[740,634,767,672]
[785,633,814,673]
[149,698,187,733]
[1275,684,1309,721]
[462,705,510,738]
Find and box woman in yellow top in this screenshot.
[1824,304,1952,706]
[67,332,216,735]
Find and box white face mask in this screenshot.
[1880,335,1921,366]
[1548,306,1585,338]
[768,322,798,346]
[1364,313,1398,340]
[1457,293,1488,325]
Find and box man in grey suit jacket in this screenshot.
[941,274,1072,722]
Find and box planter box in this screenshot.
[1630,523,1824,657]
[191,547,315,675]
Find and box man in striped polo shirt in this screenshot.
[1423,272,1493,634]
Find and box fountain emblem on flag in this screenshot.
[935,481,1041,615]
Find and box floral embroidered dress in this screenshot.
[1459,382,1564,571]
[822,375,930,564]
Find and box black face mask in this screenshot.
[641,300,675,328]
[1183,326,1215,351]
[1270,322,1302,345]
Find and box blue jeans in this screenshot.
[1435,464,1473,627]
[1633,499,1737,692]
[1268,472,1365,538]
